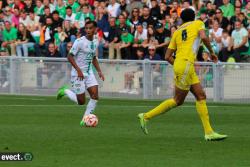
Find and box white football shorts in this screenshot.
[71,73,98,94]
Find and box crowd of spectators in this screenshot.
[0,0,249,62]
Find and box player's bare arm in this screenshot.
[156,40,170,49]
[67,53,84,80]
[199,29,218,63]
[165,48,175,65]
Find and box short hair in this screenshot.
[52,10,59,15]
[170,25,177,30]
[45,16,53,20]
[183,0,190,4]
[85,20,97,27]
[82,4,89,8]
[208,10,215,17]
[239,12,245,16]
[122,10,129,17]
[109,17,116,21]
[213,18,219,23]
[29,8,34,13]
[48,42,55,47]
[172,0,178,4]
[180,8,195,22]
[206,1,212,5]
[165,13,170,17]
[118,14,125,19]
[44,6,50,10]
[66,6,72,10]
[216,8,223,13]
[171,9,177,14]
[85,17,91,21]
[4,20,10,24]
[235,19,242,24]
[137,47,144,53]
[222,29,228,33]
[136,23,142,27]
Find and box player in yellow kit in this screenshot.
[138,8,227,141]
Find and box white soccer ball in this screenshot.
[83,114,98,127]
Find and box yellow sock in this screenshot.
[144,98,177,120]
[196,100,214,134]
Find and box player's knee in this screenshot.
[78,101,85,105]
[174,98,185,106]
[197,91,206,101]
[77,99,85,105]
[176,100,184,106]
[90,94,99,100]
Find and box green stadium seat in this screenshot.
[240,46,250,56]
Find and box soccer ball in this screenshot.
[83,114,98,127]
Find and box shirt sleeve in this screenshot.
[242,28,248,37]
[196,20,205,31]
[168,32,177,50]
[69,39,80,56]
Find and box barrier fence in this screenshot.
[0,56,250,103]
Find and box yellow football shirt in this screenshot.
[168,20,205,63]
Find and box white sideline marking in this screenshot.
[0,104,242,108]
[0,97,45,101]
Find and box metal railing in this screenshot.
[0,56,250,103]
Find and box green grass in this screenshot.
[0,95,250,167]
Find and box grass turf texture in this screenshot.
[0,95,250,167]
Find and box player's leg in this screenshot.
[85,85,99,116]
[144,86,188,119]
[138,59,191,134]
[57,76,85,104]
[76,93,86,105]
[83,73,99,116]
[190,83,227,141]
[77,92,87,127]
[138,86,189,134]
[79,85,98,127]
[190,83,213,134]
[57,85,77,102]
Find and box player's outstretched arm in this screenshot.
[67,53,84,80]
[165,48,175,65]
[92,56,104,81]
[199,30,218,63]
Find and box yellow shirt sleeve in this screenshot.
[195,20,205,31]
[168,32,177,50]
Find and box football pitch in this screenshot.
[0,95,250,167]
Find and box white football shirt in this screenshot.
[69,36,99,77]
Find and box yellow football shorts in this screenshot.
[173,59,200,90]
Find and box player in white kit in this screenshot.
[57,21,105,126]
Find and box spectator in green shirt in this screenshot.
[56,0,66,18]
[74,4,95,29]
[115,27,134,59]
[34,0,44,16]
[220,0,235,19]
[66,0,80,14]
[1,21,17,56]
